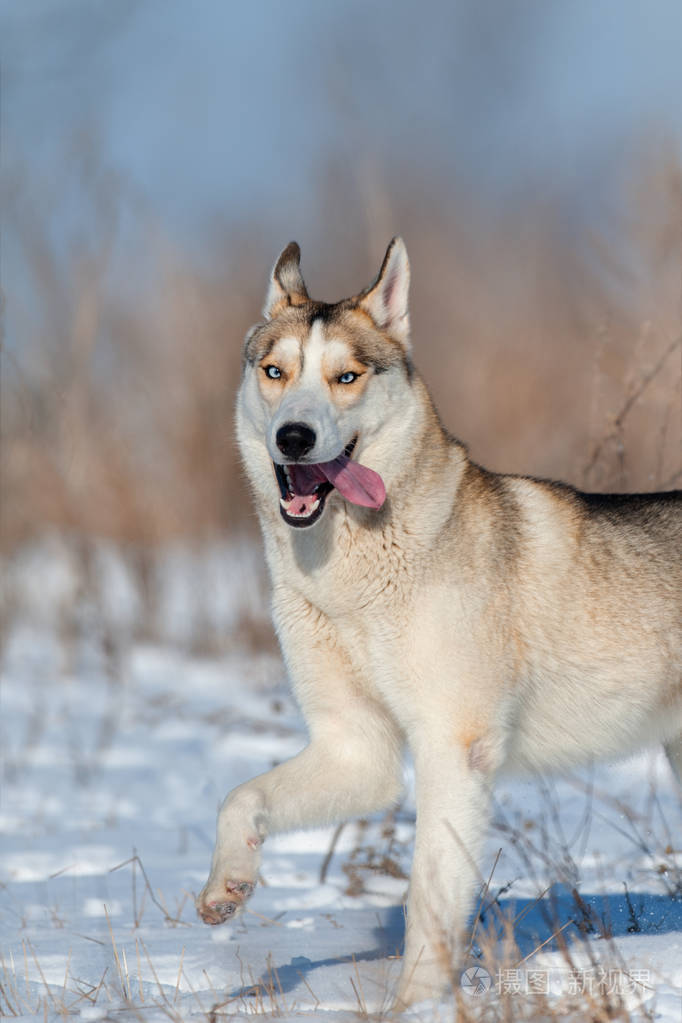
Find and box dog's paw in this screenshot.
[196,880,255,925]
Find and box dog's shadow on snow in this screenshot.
[501,885,682,959]
[232,904,405,1001]
[235,888,682,999]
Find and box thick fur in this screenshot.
[197,238,682,1007]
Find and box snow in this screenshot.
[1,538,681,1020]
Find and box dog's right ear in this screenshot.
[358,237,410,349]
[263,242,310,320]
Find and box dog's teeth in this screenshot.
[281,499,320,519]
[279,491,321,520]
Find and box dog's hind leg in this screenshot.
[197,600,403,924]
[664,734,682,786]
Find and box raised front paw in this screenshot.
[196,880,256,925]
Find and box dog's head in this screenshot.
[237,238,414,529]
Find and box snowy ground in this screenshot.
[1,539,681,1021]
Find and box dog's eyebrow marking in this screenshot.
[328,311,409,374]
[254,335,302,372]
[271,336,302,365]
[321,337,356,371]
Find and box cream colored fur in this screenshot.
[197,239,682,1008]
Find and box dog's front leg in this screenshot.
[395,737,494,1008]
[197,606,403,924]
[197,707,402,924]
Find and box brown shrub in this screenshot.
[2,146,680,551]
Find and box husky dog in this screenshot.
[197,238,682,1007]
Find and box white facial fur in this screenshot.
[238,315,422,498]
[263,322,345,463]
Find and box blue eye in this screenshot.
[338,371,357,384]
[264,365,282,379]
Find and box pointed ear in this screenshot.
[263,241,309,319]
[358,237,410,348]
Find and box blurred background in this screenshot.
[2,0,681,647]
[2,9,682,1008]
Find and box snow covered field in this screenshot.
[1,539,681,1021]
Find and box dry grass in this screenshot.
[2,143,681,556]
[326,780,680,1021]
[3,785,677,1021]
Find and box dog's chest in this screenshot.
[284,521,417,623]
[273,523,429,713]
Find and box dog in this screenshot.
[197,238,682,1007]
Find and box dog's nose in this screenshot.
[276,422,317,460]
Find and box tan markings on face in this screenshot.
[244,307,311,366]
[258,337,302,400]
[343,309,407,370]
[321,338,371,406]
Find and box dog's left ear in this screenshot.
[263,242,310,319]
[358,237,410,348]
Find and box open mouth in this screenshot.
[274,438,356,528]
[273,437,386,528]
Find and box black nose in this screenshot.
[276,422,317,460]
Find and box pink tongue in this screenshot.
[289,454,386,509]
